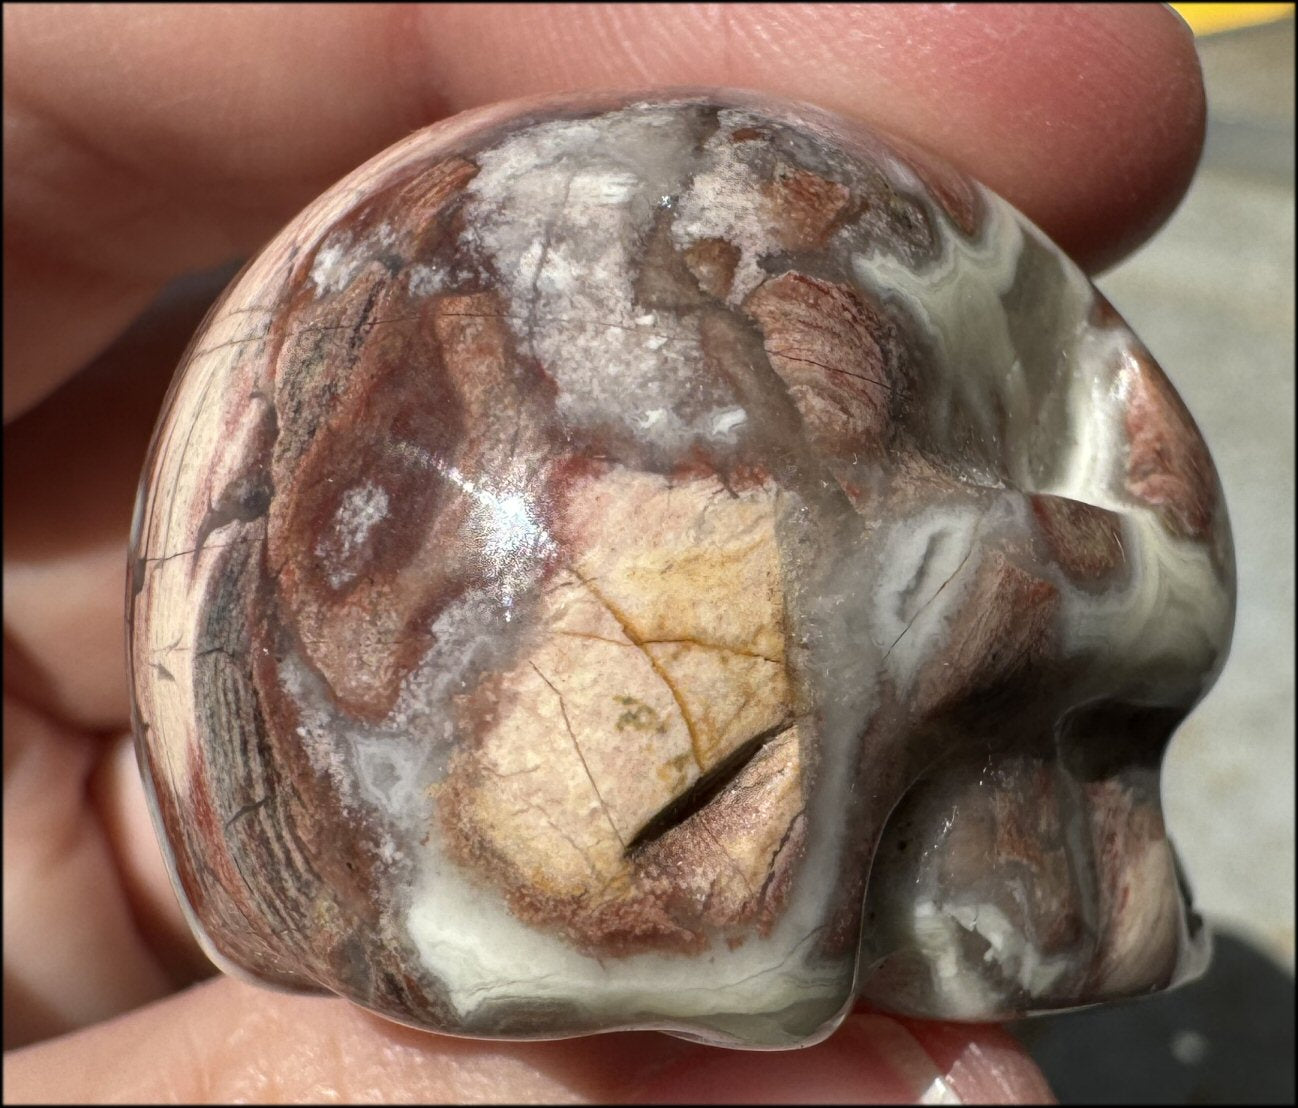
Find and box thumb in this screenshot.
[2,977,1052,1103]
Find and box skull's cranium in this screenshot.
[129,90,1234,1048]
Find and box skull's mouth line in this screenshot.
[625,718,797,857]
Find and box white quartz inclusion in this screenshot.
[406,262,447,296]
[1059,510,1231,705]
[317,482,389,589]
[847,185,1229,704]
[282,580,518,820]
[851,194,1034,484]
[710,406,749,436]
[405,823,847,1037]
[670,126,773,304]
[459,106,743,452]
[908,898,1074,1020]
[309,230,366,297]
[874,505,981,669]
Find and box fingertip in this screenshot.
[627,1013,1054,1104]
[423,3,1206,272]
[788,2,1207,273]
[3,977,1053,1105]
[4,4,1206,418]
[2,979,685,1103]
[901,1017,1058,1104]
[1023,3,1206,272]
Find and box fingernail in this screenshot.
[629,1014,959,1104]
[901,1018,1057,1104]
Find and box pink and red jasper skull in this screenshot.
[129,90,1233,1048]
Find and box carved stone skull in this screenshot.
[129,90,1235,1048]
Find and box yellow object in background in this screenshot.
[1171,3,1294,35]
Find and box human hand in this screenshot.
[4,4,1203,1101]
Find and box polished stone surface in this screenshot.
[1112,21,1295,973]
[128,90,1234,1048]
[1013,19,1294,1103]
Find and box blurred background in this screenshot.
[1010,6,1296,1104]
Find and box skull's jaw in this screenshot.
[855,749,1210,1021]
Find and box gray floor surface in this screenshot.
[1011,19,1295,1105]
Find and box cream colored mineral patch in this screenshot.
[439,467,802,937]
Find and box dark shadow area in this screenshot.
[1010,929,1295,1104]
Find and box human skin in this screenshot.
[2,3,1203,1102]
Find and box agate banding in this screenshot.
[129,89,1235,1048]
